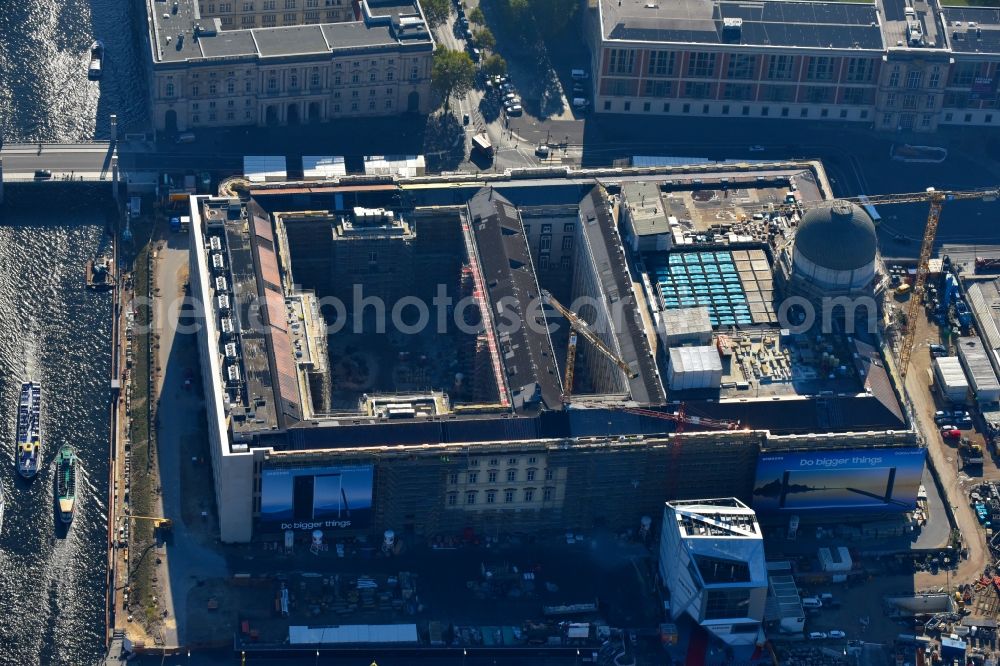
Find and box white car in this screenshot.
[506,103,523,116]
[829,630,846,639]
[808,632,828,640]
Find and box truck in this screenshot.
[960,438,984,466]
[472,132,493,158]
[976,257,1000,273]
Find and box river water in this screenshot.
[0,0,147,659]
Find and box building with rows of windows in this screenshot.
[145,0,434,132]
[588,0,1000,131]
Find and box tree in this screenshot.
[482,54,508,79]
[469,6,486,24]
[421,0,450,26]
[472,27,496,52]
[527,0,577,35]
[431,46,476,111]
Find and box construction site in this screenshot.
[175,161,1000,661]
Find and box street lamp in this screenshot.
[315,649,320,666]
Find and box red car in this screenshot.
[941,428,962,440]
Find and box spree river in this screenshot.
[0,0,147,659]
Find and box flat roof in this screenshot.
[149,0,431,65]
[941,7,1000,53]
[600,0,885,51]
[622,181,669,238]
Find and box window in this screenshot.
[966,113,973,122]
[702,103,709,113]
[489,458,498,466]
[648,50,675,76]
[284,0,295,7]
[766,55,794,80]
[662,102,670,112]
[227,81,235,94]
[369,88,376,97]
[507,469,517,482]
[468,472,478,484]
[806,56,833,81]
[488,471,497,483]
[209,83,218,95]
[741,105,749,116]
[192,85,200,96]
[726,54,755,80]
[245,110,252,119]
[839,109,847,118]
[623,101,631,111]
[805,86,831,104]
[369,100,376,110]
[526,469,536,482]
[486,491,496,504]
[192,102,200,110]
[723,83,753,100]
[722,104,729,114]
[289,74,298,89]
[886,93,897,107]
[704,588,753,620]
[921,113,932,127]
[539,254,550,270]
[504,490,514,503]
[543,487,553,501]
[926,94,935,109]
[333,103,340,112]
[262,0,274,8]
[603,100,611,111]
[563,224,574,233]
[411,67,418,80]
[683,81,710,98]
[226,111,234,121]
[540,236,551,251]
[906,71,923,89]
[351,73,360,84]
[387,70,394,81]
[306,0,317,5]
[882,112,893,126]
[219,2,231,11]
[283,12,295,22]
[902,94,917,110]
[842,87,864,105]
[545,468,553,481]
[241,15,254,26]
[642,80,672,97]
[262,13,275,25]
[466,491,476,505]
[988,114,994,123]
[191,114,199,124]
[165,82,175,97]
[447,492,457,506]
[370,71,377,82]
[608,48,636,74]
[929,66,941,88]
[508,457,518,465]
[761,85,792,102]
[820,108,828,117]
[561,236,573,251]
[524,489,535,502]
[267,78,277,91]
[800,108,808,117]
[952,63,977,86]
[945,112,953,121]
[781,107,788,117]
[686,52,716,78]
[560,255,571,269]
[845,58,873,83]
[310,71,320,87]
[888,65,901,87]
[384,100,392,109]
[449,473,458,484]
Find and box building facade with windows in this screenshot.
[146,0,434,132]
[589,0,1000,131]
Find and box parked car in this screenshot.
[808,632,828,640]
[33,169,52,180]
[954,410,970,420]
[468,47,481,62]
[942,428,962,440]
[801,597,823,609]
[930,343,947,356]
[934,411,950,424]
[829,630,847,639]
[571,68,589,80]
[505,103,523,116]
[535,144,550,158]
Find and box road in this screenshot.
[0,142,115,180]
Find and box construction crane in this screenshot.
[541,290,638,397]
[128,514,173,531]
[743,187,1000,381]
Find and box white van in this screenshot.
[801,597,823,609]
[571,68,589,81]
[572,98,590,110]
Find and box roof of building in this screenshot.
[148,0,431,65]
[599,0,885,51]
[669,345,723,375]
[793,201,877,272]
[661,307,713,341]
[579,187,667,404]
[622,181,670,238]
[957,336,1000,394]
[941,7,1000,54]
[469,188,564,411]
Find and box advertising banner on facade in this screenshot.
[971,76,998,101]
[751,448,925,514]
[260,464,374,530]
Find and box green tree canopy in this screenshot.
[468,6,485,24]
[481,53,508,78]
[421,0,450,26]
[528,0,578,35]
[431,46,476,110]
[472,27,496,52]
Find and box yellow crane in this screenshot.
[542,290,638,398]
[129,514,173,531]
[744,187,1000,381]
